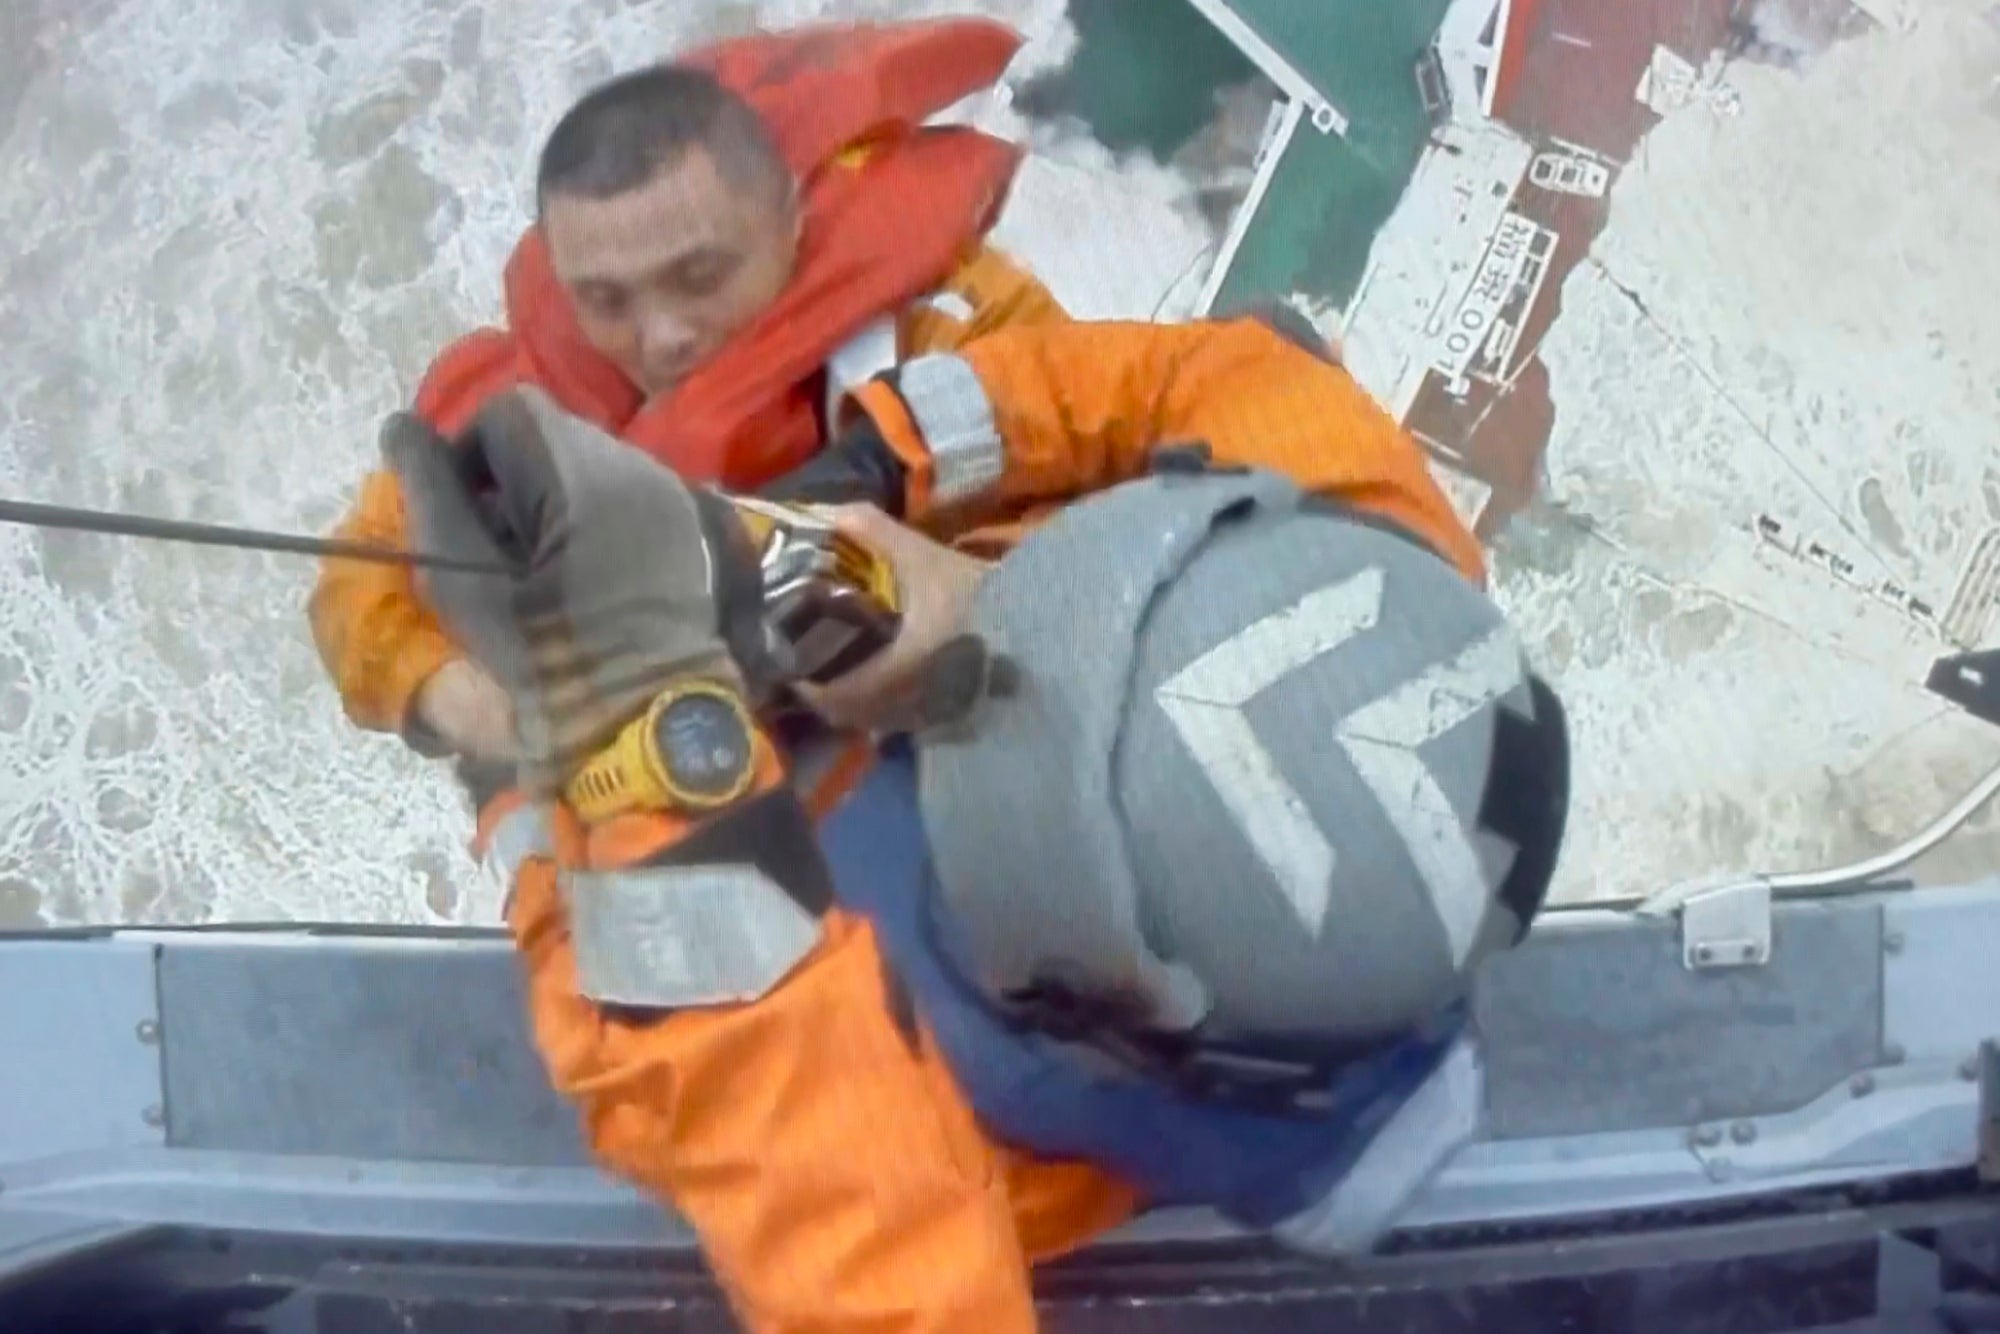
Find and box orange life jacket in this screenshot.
[415,18,1025,491]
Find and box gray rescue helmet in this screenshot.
[915,462,1569,1080]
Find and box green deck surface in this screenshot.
[1013,0,1258,161]
[1211,0,1456,312]
[1020,0,1456,314]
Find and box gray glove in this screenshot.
[381,386,753,797]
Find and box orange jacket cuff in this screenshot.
[844,379,937,519]
[843,356,1007,520]
[380,630,459,744]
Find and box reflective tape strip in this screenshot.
[826,318,900,406]
[896,355,1005,506]
[563,863,823,1009]
[915,290,977,324]
[1271,1039,1483,1257]
[481,804,554,883]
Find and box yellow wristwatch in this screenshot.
[565,677,761,823]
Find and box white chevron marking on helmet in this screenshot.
[1155,569,1384,936]
[1334,625,1523,967]
[1157,567,1522,953]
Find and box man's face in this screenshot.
[542,147,798,398]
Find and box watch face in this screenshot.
[653,689,755,803]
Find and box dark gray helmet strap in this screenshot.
[1479,675,1572,942]
[997,974,1340,1117]
[999,974,1474,1120]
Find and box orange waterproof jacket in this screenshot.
[309,17,1058,736]
[864,316,1486,580]
[488,316,1483,1334]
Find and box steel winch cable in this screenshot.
[0,496,511,576]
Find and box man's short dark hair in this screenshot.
[535,65,791,214]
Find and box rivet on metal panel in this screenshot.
[141,1104,165,1129]
[1884,931,1906,955]
[1680,880,1772,972]
[1689,1125,1724,1148]
[1851,1073,1877,1097]
[1884,1042,1906,1065]
[135,1019,160,1045]
[1730,1121,1757,1145]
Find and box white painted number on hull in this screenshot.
[1157,570,1520,960]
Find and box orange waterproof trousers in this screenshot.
[495,798,1139,1334]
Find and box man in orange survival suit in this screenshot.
[308,17,1067,762]
[379,312,1515,1334]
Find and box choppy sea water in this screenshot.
[0,0,1219,927]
